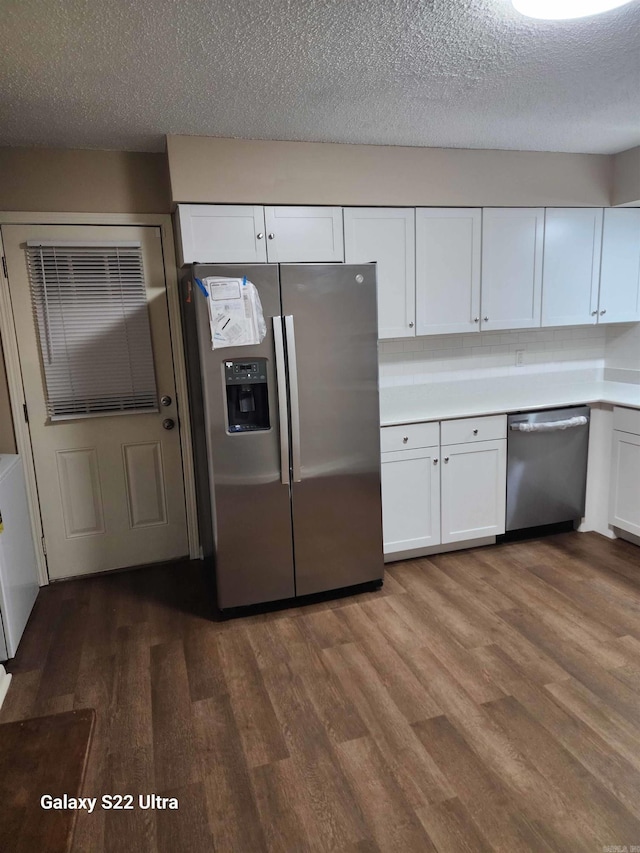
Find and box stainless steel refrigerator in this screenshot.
[182,263,384,611]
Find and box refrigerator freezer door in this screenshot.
[280,264,384,596]
[191,264,295,609]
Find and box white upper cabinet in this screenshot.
[175,204,267,264]
[263,206,344,262]
[541,208,603,327]
[344,208,415,339]
[175,204,344,265]
[598,208,640,324]
[481,208,544,331]
[416,209,481,336]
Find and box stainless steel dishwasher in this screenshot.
[506,406,590,531]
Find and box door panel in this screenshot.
[189,264,295,609]
[416,208,481,336]
[481,208,544,331]
[280,264,383,597]
[3,224,188,579]
[344,208,415,339]
[599,208,640,324]
[176,204,267,264]
[381,447,441,554]
[541,208,603,327]
[441,440,506,543]
[264,207,344,262]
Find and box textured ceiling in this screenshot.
[1,0,639,154]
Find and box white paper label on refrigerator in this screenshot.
[204,277,267,349]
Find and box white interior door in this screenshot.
[3,224,188,580]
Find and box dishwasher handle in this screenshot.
[510,416,588,433]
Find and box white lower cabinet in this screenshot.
[381,416,507,557]
[609,408,640,537]
[440,439,507,544]
[381,446,440,554]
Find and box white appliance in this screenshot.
[0,454,39,659]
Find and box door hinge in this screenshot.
[23,403,29,424]
[41,535,47,556]
[1,256,7,279]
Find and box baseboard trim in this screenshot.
[0,665,12,710]
[384,536,496,563]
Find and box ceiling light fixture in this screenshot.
[512,0,636,19]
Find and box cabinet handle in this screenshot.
[433,458,438,465]
[600,309,606,315]
[474,317,479,323]
[268,233,275,240]
[408,322,414,328]
[591,310,597,316]
[257,233,264,240]
[444,456,450,463]
[402,436,409,444]
[483,316,489,322]
[473,429,478,435]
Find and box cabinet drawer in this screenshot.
[440,415,506,445]
[613,406,640,436]
[380,422,439,453]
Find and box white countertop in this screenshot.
[379,373,640,426]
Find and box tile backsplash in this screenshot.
[378,326,607,387]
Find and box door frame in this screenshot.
[0,212,199,585]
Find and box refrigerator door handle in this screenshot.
[272,316,290,486]
[285,314,302,483]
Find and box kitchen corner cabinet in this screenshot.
[599,208,640,324]
[380,415,507,556]
[542,208,603,327]
[344,208,415,339]
[610,407,640,537]
[175,204,344,265]
[415,208,481,335]
[481,208,544,331]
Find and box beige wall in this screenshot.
[612,146,640,207]
[0,337,16,454]
[0,147,171,213]
[167,135,613,207]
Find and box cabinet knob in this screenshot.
[483,317,489,322]
[444,456,450,463]
[600,309,606,315]
[257,233,264,240]
[408,322,414,328]
[268,233,275,240]
[473,428,478,435]
[433,458,438,465]
[402,436,409,444]
[591,310,597,316]
[474,317,480,323]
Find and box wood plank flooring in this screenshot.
[2,531,640,852]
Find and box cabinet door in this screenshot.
[599,208,640,324]
[381,447,440,554]
[541,208,603,327]
[416,208,481,336]
[175,204,267,264]
[481,209,544,331]
[344,208,415,339]
[440,439,506,544]
[610,430,640,537]
[264,206,344,262]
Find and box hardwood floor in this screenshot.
[2,531,640,852]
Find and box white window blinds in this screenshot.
[27,241,158,421]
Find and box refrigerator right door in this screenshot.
[280,264,384,597]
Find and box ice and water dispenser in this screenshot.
[224,358,270,432]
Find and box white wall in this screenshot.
[604,323,640,382]
[379,325,606,388]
